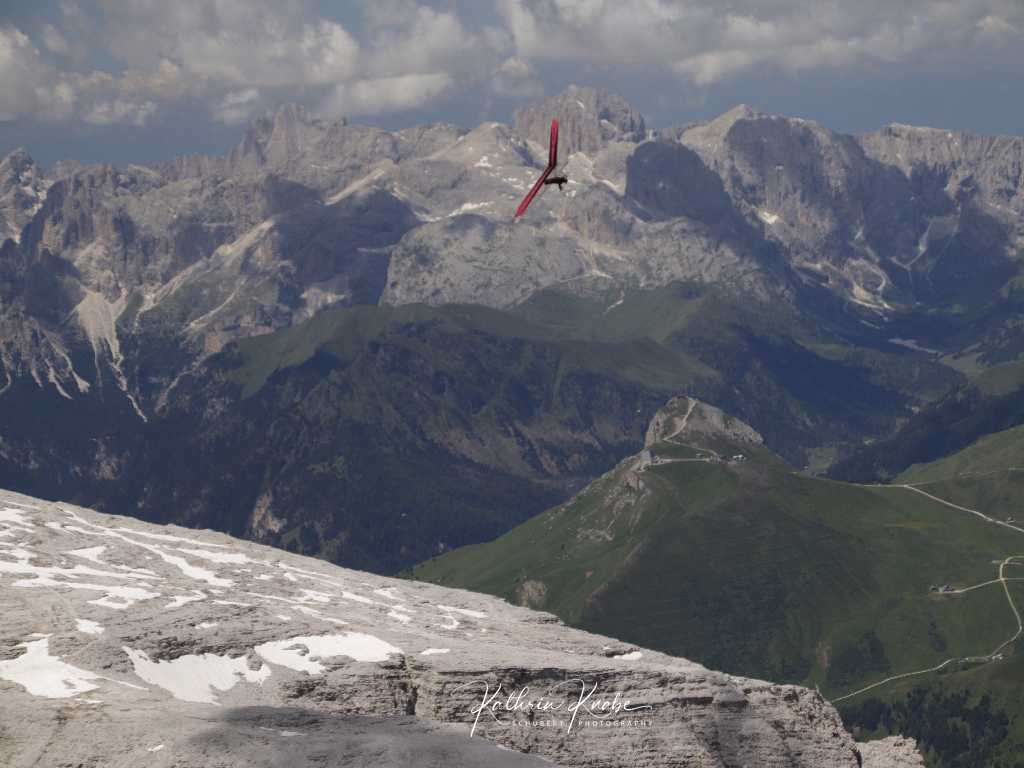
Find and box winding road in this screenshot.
[833,484,1023,702]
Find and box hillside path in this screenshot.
[833,483,1024,703]
[896,484,1024,534]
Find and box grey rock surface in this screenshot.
[859,736,925,768]
[644,396,764,450]
[0,488,889,767]
[513,86,646,155]
[674,106,1024,310]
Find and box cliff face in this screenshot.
[0,488,881,767]
[675,107,1024,311]
[513,85,647,154]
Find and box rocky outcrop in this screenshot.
[669,106,1024,310]
[0,148,49,246]
[0,488,918,767]
[859,736,925,768]
[0,105,463,413]
[858,124,1024,234]
[513,86,646,155]
[644,396,764,450]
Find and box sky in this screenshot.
[1,0,1023,171]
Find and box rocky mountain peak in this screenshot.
[227,103,337,175]
[858,123,1024,224]
[0,147,48,246]
[266,102,322,164]
[711,103,767,130]
[0,146,36,175]
[644,396,764,451]
[513,86,645,155]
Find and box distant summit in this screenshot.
[514,86,646,154]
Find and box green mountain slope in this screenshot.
[828,361,1024,484]
[511,282,963,467]
[897,422,1024,485]
[3,281,962,576]
[411,397,1024,766]
[76,305,687,573]
[888,420,1024,533]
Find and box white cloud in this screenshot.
[2,0,1022,128]
[318,73,454,118]
[86,0,492,122]
[81,98,158,126]
[499,0,1024,82]
[0,1,490,125]
[0,25,76,122]
[0,24,183,125]
[40,24,71,56]
[97,0,360,87]
[213,87,261,125]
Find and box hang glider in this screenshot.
[514,119,568,217]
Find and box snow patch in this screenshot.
[166,590,206,609]
[66,546,155,575]
[62,512,233,587]
[447,202,492,217]
[177,548,249,565]
[437,605,486,618]
[758,210,780,225]
[76,619,104,635]
[296,589,332,603]
[112,525,227,547]
[0,508,34,527]
[0,548,162,609]
[613,651,643,660]
[66,546,107,564]
[0,636,101,698]
[420,648,450,655]
[255,633,402,674]
[123,647,270,705]
[340,591,375,604]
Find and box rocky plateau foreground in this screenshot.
[0,489,919,767]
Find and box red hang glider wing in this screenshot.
[514,166,553,218]
[515,119,560,218]
[549,119,559,168]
